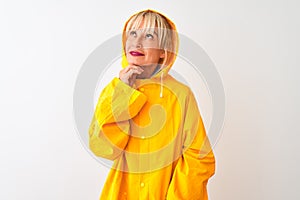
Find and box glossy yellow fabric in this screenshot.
[88,10,215,200]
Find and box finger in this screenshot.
[119,65,143,83]
[124,66,132,72]
[128,73,137,86]
[128,65,144,72]
[128,69,143,77]
[131,65,144,72]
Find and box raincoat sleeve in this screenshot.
[166,89,215,200]
[88,77,147,160]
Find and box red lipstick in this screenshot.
[130,51,145,56]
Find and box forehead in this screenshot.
[126,14,159,32]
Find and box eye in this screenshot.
[129,30,137,37]
[145,33,154,39]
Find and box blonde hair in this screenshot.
[122,9,178,68]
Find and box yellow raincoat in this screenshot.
[89,11,215,200]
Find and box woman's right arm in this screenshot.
[88,67,146,160]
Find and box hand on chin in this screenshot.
[136,72,146,79]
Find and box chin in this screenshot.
[128,61,145,67]
[129,60,143,65]
[127,56,145,66]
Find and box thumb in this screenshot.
[129,73,137,86]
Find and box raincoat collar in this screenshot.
[133,65,169,98]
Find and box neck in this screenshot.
[136,64,160,79]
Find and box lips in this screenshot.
[129,51,145,56]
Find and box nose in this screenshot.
[134,33,143,49]
[136,43,142,49]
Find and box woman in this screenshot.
[89,9,215,200]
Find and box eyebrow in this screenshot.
[128,29,158,37]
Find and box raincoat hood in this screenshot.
[121,9,179,97]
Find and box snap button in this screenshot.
[141,136,145,139]
[139,87,145,92]
[140,182,145,187]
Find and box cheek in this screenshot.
[125,40,131,52]
[125,36,137,50]
[144,49,162,62]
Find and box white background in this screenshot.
[1,0,299,199]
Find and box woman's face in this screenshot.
[125,26,165,68]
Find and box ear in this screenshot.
[159,50,165,58]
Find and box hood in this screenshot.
[120,9,179,97]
